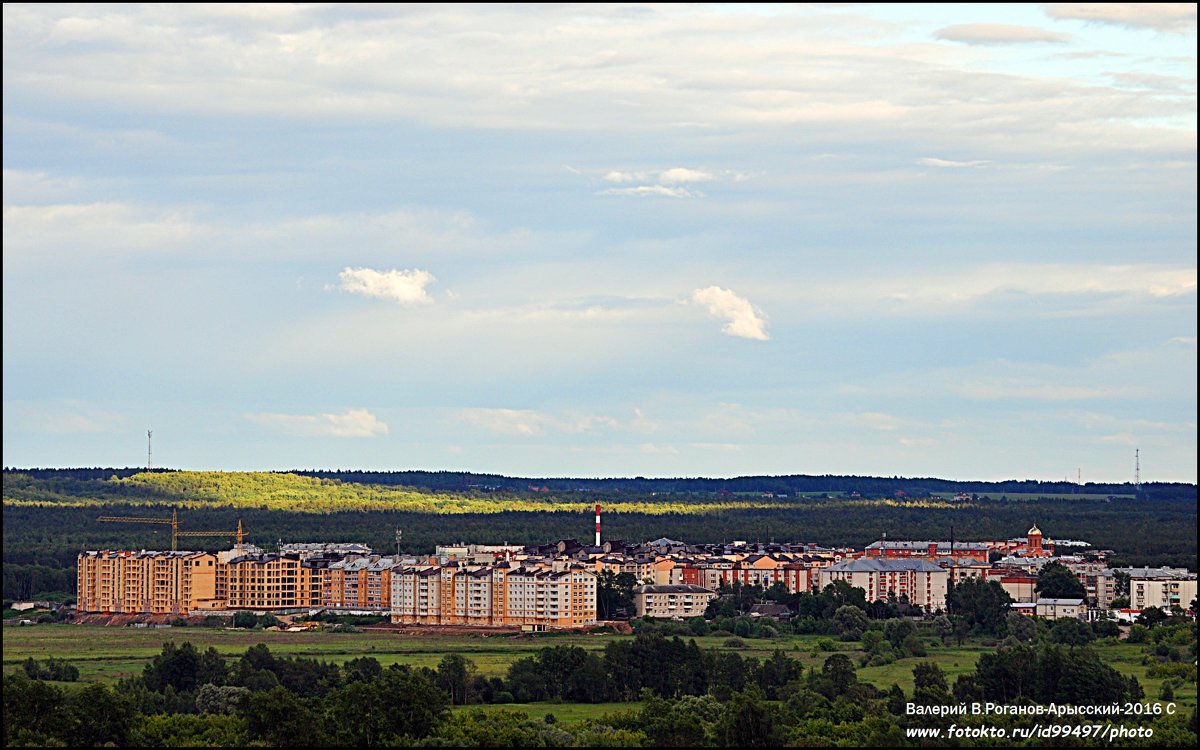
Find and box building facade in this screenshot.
[77,550,218,615]
[633,584,717,618]
[819,558,949,611]
[390,562,597,628]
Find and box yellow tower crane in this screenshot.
[97,508,180,550]
[177,520,246,556]
[97,509,246,554]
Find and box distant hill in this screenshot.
[5,466,1190,499]
[3,469,1196,594]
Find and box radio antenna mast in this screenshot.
[147,430,153,471]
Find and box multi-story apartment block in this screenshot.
[1120,567,1198,611]
[633,584,717,618]
[390,562,597,628]
[861,541,991,563]
[224,553,319,610]
[77,550,218,615]
[819,558,949,611]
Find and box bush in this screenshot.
[901,634,926,657]
[723,638,747,649]
[1146,662,1196,680]
[22,657,79,682]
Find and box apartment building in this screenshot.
[633,584,716,618]
[1121,567,1198,611]
[819,558,949,611]
[77,550,218,615]
[861,541,991,563]
[224,553,319,610]
[390,562,597,628]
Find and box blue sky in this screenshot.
[3,3,1195,482]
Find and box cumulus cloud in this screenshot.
[1044,3,1197,33]
[245,408,389,437]
[597,166,722,198]
[691,286,769,340]
[335,266,436,305]
[935,23,1071,45]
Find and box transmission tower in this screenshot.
[147,430,153,471]
[1135,449,1140,490]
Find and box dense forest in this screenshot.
[2,469,1196,600]
[9,465,1190,497]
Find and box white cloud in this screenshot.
[1044,3,1197,33]
[597,185,698,198]
[2,202,207,269]
[918,157,992,168]
[691,286,769,340]
[935,23,1071,45]
[603,170,649,183]
[658,167,716,184]
[245,408,388,437]
[596,167,727,197]
[336,267,436,305]
[458,408,618,436]
[2,169,83,202]
[804,263,1198,316]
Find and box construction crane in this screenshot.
[177,520,246,556]
[98,509,246,554]
[97,509,180,550]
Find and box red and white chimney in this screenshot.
[595,505,602,547]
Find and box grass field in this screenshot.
[4,625,1193,712]
[1,624,620,683]
[456,702,643,725]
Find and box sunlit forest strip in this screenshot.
[2,471,837,515]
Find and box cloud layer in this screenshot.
[1044,3,1197,33]
[935,23,1071,45]
[245,408,389,438]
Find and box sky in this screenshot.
[2,3,1196,483]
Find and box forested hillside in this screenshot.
[2,469,1195,600]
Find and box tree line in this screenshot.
[7,627,1194,747]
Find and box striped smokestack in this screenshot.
[595,504,601,547]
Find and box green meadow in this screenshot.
[5,624,1191,711]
